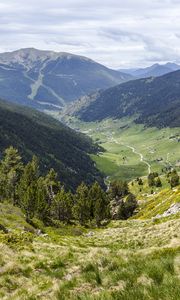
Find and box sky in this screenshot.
[0,0,180,68]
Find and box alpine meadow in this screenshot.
[0,1,180,300]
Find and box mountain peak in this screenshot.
[0,48,132,110]
[0,48,95,66]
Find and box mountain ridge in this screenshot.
[67,70,180,128]
[118,62,180,78]
[0,48,132,111]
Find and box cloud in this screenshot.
[0,0,180,68]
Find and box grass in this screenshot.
[65,117,180,182]
[0,117,179,299]
[133,186,180,220]
[0,197,180,299]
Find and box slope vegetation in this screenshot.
[0,99,103,190]
[0,186,179,300]
[71,70,180,127]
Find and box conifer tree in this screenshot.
[52,188,73,223]
[89,182,110,226]
[0,146,23,203]
[109,180,129,199]
[118,194,137,220]
[18,156,39,221]
[170,170,179,188]
[73,182,91,225]
[36,176,50,222]
[155,177,162,187]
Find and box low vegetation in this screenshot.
[0,135,179,300]
[0,209,180,299]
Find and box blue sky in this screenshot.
[0,0,180,68]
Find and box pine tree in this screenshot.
[109,180,129,199]
[138,178,143,186]
[155,177,162,187]
[148,173,155,187]
[18,156,39,221]
[52,188,73,223]
[73,182,91,225]
[118,194,137,220]
[36,176,50,223]
[0,146,23,203]
[89,182,110,226]
[170,170,179,188]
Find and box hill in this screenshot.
[0,99,104,190]
[0,48,132,111]
[118,62,180,78]
[70,70,180,127]
[0,185,179,299]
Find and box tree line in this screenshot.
[0,147,112,226]
[0,147,137,227]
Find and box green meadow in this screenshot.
[65,117,180,182]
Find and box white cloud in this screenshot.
[0,0,180,68]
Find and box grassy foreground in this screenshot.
[0,189,180,300]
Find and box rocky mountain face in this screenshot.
[0,48,132,111]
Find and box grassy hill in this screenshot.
[0,99,104,190]
[69,70,180,128]
[0,185,179,299]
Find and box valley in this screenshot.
[0,48,180,300]
[62,117,180,184]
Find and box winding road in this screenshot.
[125,145,151,174]
[111,137,151,175]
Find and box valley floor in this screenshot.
[62,117,180,183]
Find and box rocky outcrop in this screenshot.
[155,203,180,219]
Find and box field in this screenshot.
[64,117,180,183]
[0,191,180,300]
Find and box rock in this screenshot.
[162,203,180,217]
[36,229,42,236]
[86,231,94,237]
[23,226,35,233]
[154,203,180,219]
[41,233,48,237]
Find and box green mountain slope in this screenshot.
[0,99,104,190]
[71,70,180,127]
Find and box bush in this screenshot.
[0,232,34,249]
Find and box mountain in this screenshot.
[0,98,104,190]
[69,70,180,128]
[0,48,132,111]
[118,62,180,78]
